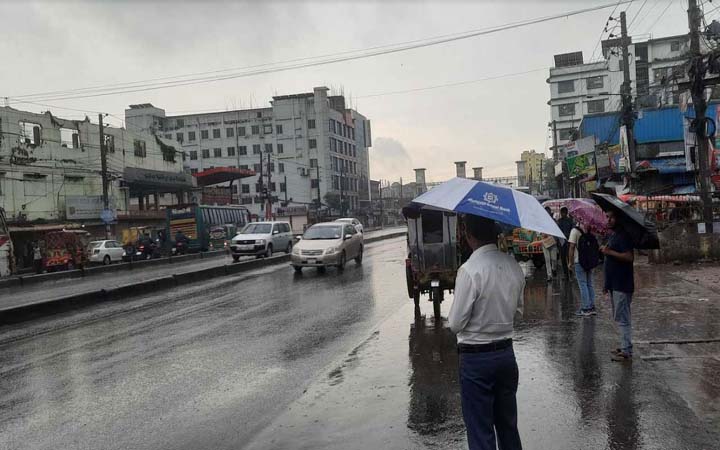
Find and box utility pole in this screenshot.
[258,152,265,219]
[379,180,384,229]
[551,120,563,197]
[284,175,288,205]
[688,0,714,233]
[620,11,637,176]
[98,114,111,239]
[339,164,345,217]
[266,153,273,220]
[316,166,322,218]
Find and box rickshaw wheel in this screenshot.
[532,255,545,269]
[413,290,420,308]
[431,287,443,320]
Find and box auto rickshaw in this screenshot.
[43,230,90,271]
[403,205,460,319]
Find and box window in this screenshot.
[253,144,261,154]
[309,139,317,149]
[241,184,250,194]
[239,145,247,155]
[251,125,260,135]
[190,150,198,160]
[351,128,355,140]
[20,121,42,145]
[586,76,604,90]
[60,128,79,148]
[277,143,284,154]
[213,148,222,157]
[188,131,196,141]
[332,176,339,190]
[280,182,286,192]
[273,124,282,134]
[227,146,236,156]
[175,132,184,143]
[240,164,249,170]
[104,135,115,153]
[265,143,273,153]
[586,99,605,114]
[263,124,273,134]
[311,179,319,188]
[211,129,219,139]
[190,168,199,174]
[558,128,575,141]
[269,182,276,192]
[310,158,318,168]
[164,133,172,139]
[268,163,275,172]
[670,41,681,51]
[238,126,246,136]
[241,197,253,205]
[256,112,262,118]
[201,130,209,139]
[308,119,316,129]
[558,103,576,116]
[279,163,285,173]
[255,183,263,193]
[254,163,262,173]
[331,138,336,152]
[133,139,146,157]
[558,80,575,93]
[329,120,336,133]
[231,185,238,194]
[223,127,233,138]
[176,119,184,128]
[202,149,210,158]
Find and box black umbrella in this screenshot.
[591,193,660,249]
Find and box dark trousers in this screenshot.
[33,259,43,274]
[459,346,522,450]
[559,243,570,277]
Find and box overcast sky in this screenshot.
[0,0,694,182]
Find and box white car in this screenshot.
[87,240,125,265]
[335,218,363,234]
[291,222,363,272]
[230,221,293,261]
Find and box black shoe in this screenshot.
[611,352,632,362]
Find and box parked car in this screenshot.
[87,240,125,265]
[335,217,363,234]
[230,221,293,261]
[291,222,363,272]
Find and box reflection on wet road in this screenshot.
[2,237,719,450]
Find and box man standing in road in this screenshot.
[542,207,558,283]
[601,210,635,362]
[557,207,574,279]
[449,214,525,450]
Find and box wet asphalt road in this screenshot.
[2,237,720,450]
[0,237,410,450]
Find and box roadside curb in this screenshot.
[0,231,406,325]
[0,250,228,290]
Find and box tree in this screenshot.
[324,192,341,213]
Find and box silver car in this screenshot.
[230,221,293,261]
[291,222,363,272]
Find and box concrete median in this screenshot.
[0,230,405,325]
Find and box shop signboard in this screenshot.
[566,152,596,178]
[66,196,116,220]
[563,136,596,158]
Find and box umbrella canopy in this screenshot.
[591,193,660,249]
[412,177,565,238]
[566,199,608,235]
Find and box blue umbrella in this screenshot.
[412,177,565,238]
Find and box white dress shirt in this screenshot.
[448,244,526,345]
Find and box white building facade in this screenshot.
[126,87,372,217]
[548,34,698,157]
[0,106,188,224]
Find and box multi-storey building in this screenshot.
[125,87,372,217]
[0,106,190,268]
[548,34,702,158]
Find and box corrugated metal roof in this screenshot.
[579,102,720,144]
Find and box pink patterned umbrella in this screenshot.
[566,199,608,235]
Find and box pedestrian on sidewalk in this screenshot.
[567,221,600,316]
[449,214,525,450]
[32,241,43,274]
[557,207,574,279]
[542,207,558,283]
[601,210,635,362]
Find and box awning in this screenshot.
[193,167,256,186]
[123,167,194,191]
[9,223,83,232]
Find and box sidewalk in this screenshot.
[246,264,720,450]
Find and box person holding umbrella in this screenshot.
[601,209,635,362]
[410,177,564,450]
